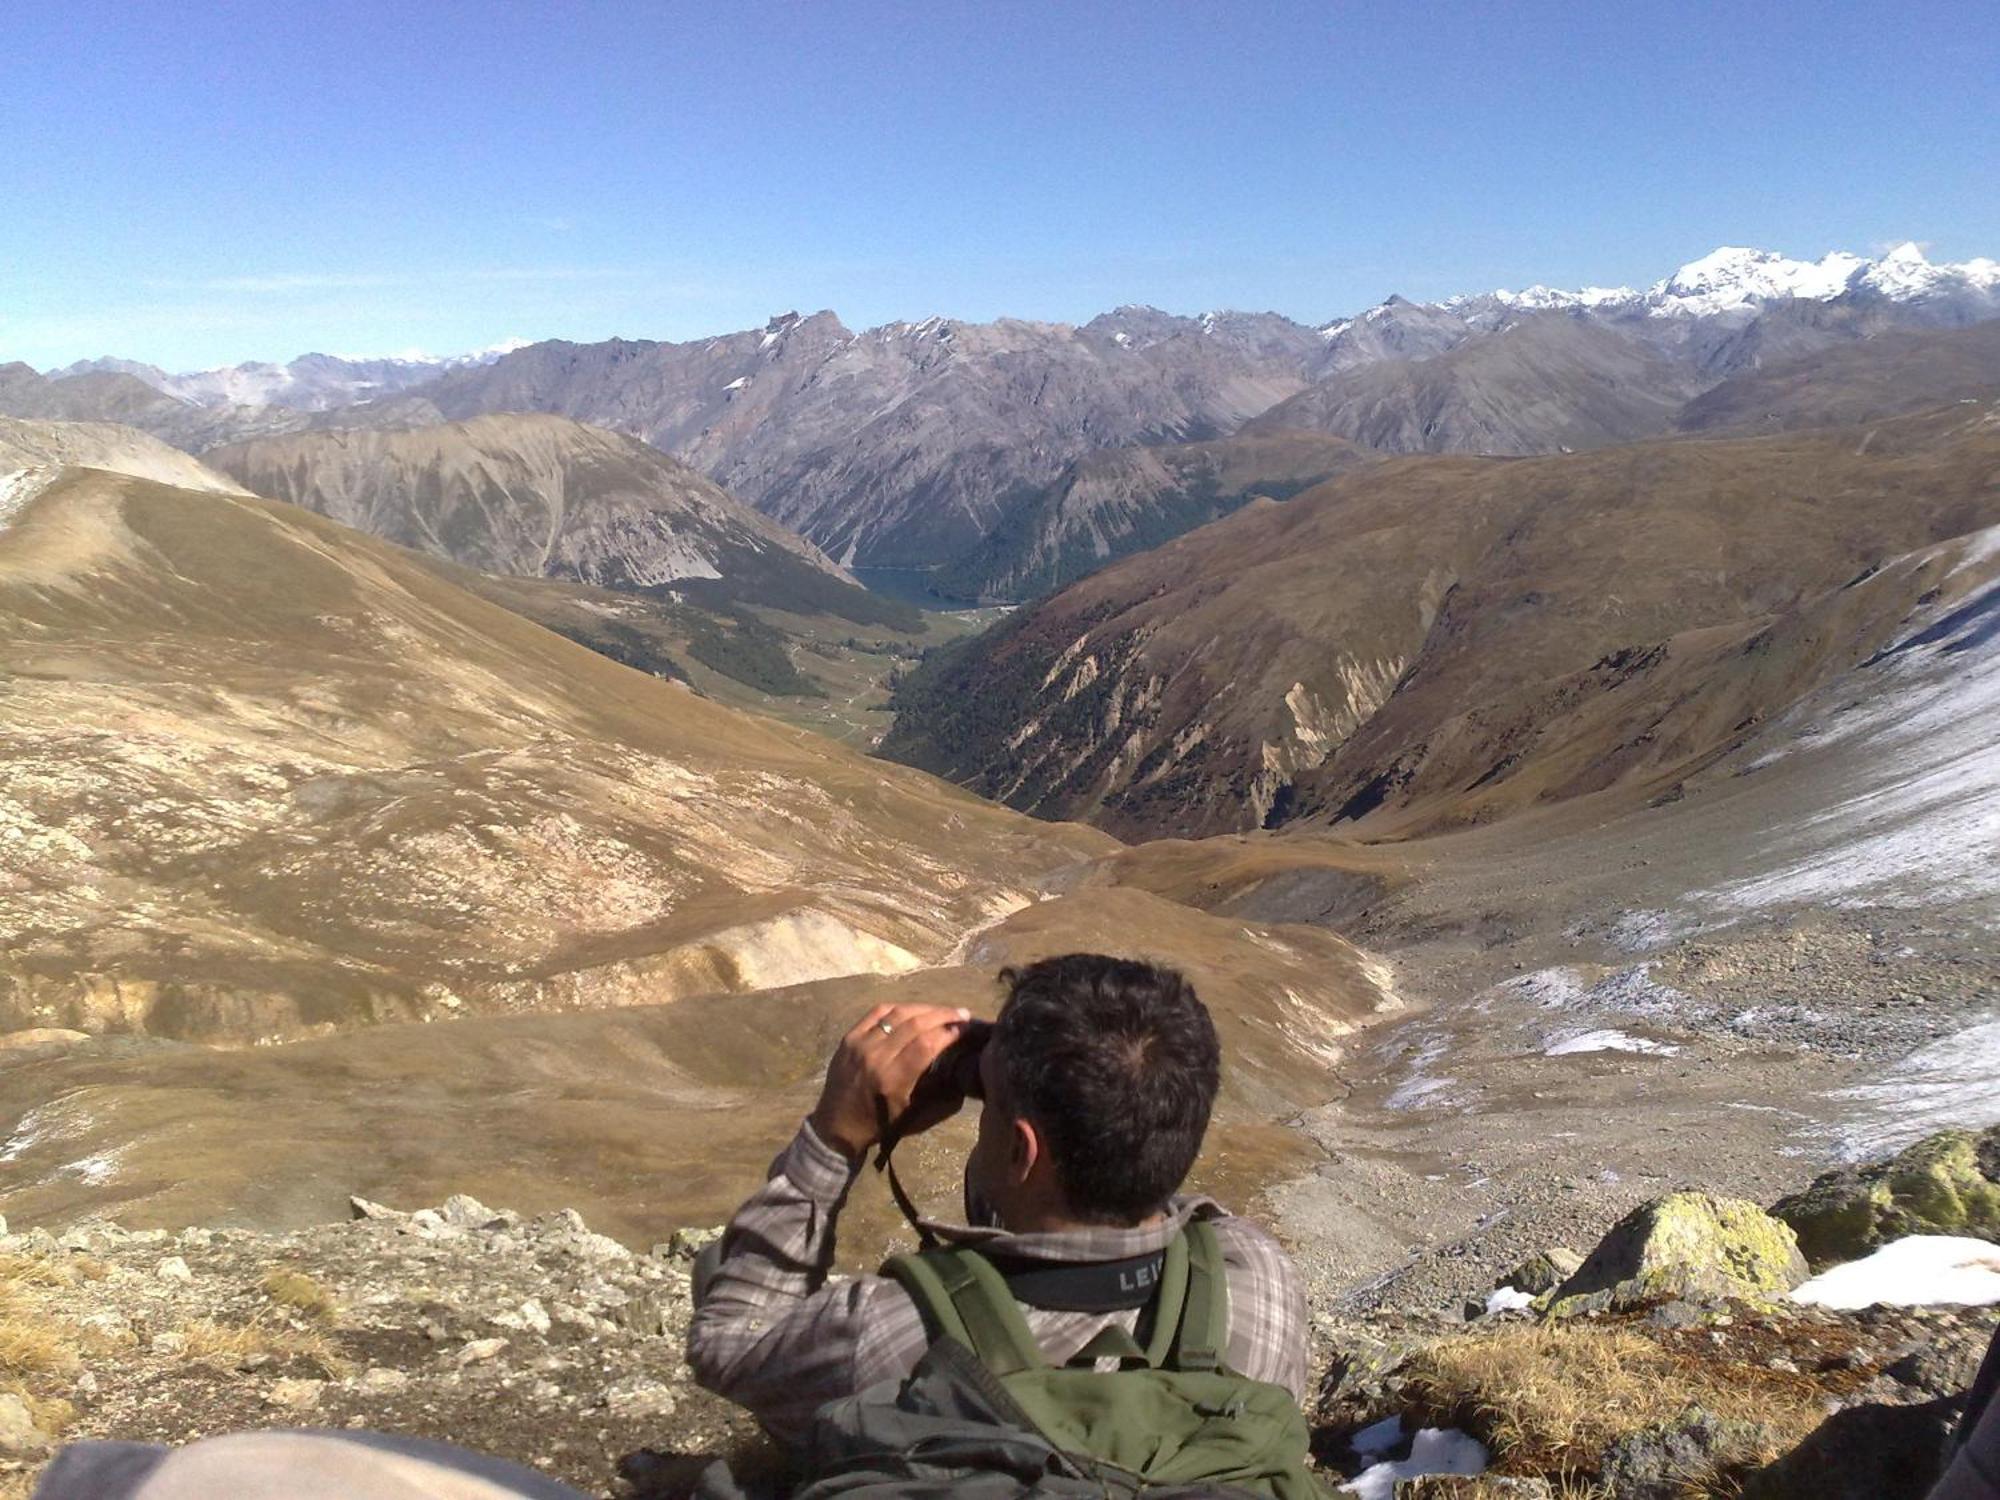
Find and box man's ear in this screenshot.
[1008,1114,1041,1184]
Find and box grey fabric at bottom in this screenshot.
[1932,1401,2000,1500]
[34,1429,591,1500]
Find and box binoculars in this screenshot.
[910,1018,992,1114]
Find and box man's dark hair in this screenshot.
[992,953,1221,1226]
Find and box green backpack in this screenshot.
[757,1221,1325,1500]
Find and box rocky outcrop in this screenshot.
[1773,1127,2000,1268]
[1543,1193,1810,1317]
[1495,1249,1582,1298]
[0,1197,757,1496]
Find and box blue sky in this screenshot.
[3,0,1996,370]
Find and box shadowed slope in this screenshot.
[1678,319,2000,435]
[1247,315,1699,456]
[936,430,1369,601]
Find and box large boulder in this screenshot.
[1545,1193,1810,1317]
[1772,1127,2000,1268]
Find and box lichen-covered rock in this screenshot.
[1545,1193,1809,1317]
[1772,1127,2000,1269]
[1598,1406,1782,1499]
[1494,1249,1582,1297]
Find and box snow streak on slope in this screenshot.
[1698,572,2000,916]
[1832,1020,2000,1159]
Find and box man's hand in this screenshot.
[808,1003,974,1163]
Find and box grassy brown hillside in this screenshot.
[881,404,2000,839]
[0,465,1108,1042]
[0,455,1396,1238]
[206,413,937,708]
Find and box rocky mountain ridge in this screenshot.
[12,244,1996,593]
[203,413,858,596]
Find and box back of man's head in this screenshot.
[993,953,1221,1226]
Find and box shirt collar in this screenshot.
[914,1195,1216,1263]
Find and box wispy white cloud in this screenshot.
[133,265,645,295]
[200,271,400,293]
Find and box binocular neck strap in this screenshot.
[874,1094,940,1249]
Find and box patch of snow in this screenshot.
[1341,1426,1488,1498]
[0,467,53,532]
[1502,966,1592,1010]
[1792,1235,2000,1310]
[1486,1285,1536,1314]
[1497,963,1692,1019]
[1544,1027,1680,1057]
[722,376,750,391]
[0,1099,89,1163]
[1385,1036,1457,1111]
[1605,908,1684,952]
[61,1149,123,1187]
[1950,522,2000,578]
[1830,1018,2000,1160]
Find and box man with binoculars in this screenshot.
[685,953,1309,1449]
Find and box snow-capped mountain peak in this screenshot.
[1648,246,1869,315]
[1409,244,2000,326]
[1857,241,2000,300]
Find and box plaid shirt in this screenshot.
[685,1120,1309,1444]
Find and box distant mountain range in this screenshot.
[10,243,1999,599]
[48,342,528,411]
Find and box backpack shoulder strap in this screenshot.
[883,1247,1047,1377]
[1165,1218,1231,1373]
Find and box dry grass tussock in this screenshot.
[261,1266,338,1321]
[0,1471,42,1500]
[176,1316,352,1379]
[1402,1322,1838,1497]
[0,1259,82,1383]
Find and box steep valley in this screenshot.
[882,403,2000,841]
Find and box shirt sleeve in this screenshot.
[684,1118,917,1443]
[1210,1212,1310,1400]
